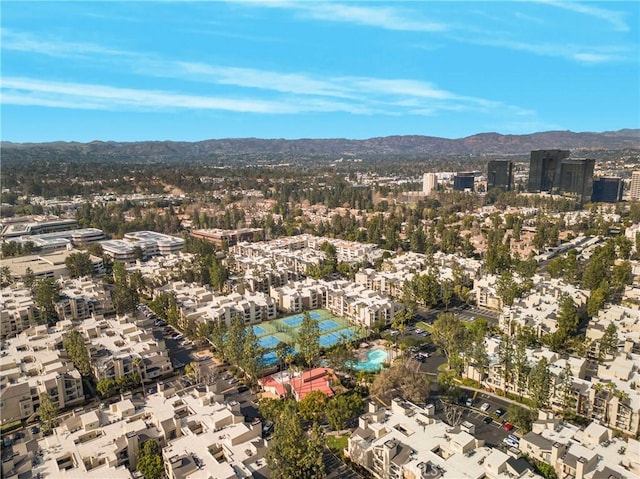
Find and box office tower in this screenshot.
[422,173,437,195]
[558,158,595,204]
[591,178,623,203]
[487,160,514,191]
[527,149,570,192]
[630,171,640,200]
[453,172,475,191]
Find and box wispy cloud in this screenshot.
[1,28,132,58]
[463,35,630,64]
[538,0,629,31]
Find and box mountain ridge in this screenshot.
[2,129,638,162]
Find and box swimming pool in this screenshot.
[349,349,388,372]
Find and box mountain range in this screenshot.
[2,129,639,163]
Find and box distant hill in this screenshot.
[2,129,639,163]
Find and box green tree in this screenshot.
[298,390,328,423]
[210,319,227,354]
[112,261,139,315]
[297,311,321,368]
[558,362,576,417]
[598,323,618,361]
[64,251,94,278]
[431,312,468,371]
[224,317,246,367]
[529,357,551,410]
[506,404,534,434]
[557,294,579,339]
[185,361,203,384]
[496,335,513,396]
[96,378,116,397]
[0,265,12,286]
[38,392,59,435]
[325,393,364,431]
[242,325,264,383]
[512,341,530,400]
[34,277,61,323]
[266,401,326,479]
[137,439,164,479]
[62,330,92,376]
[587,285,608,318]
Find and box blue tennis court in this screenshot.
[262,351,278,366]
[319,328,357,348]
[318,319,339,332]
[253,325,267,336]
[259,335,281,349]
[283,316,303,327]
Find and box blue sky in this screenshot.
[1,1,638,142]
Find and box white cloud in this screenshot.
[538,0,629,31]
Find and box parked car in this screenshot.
[483,416,492,424]
[237,385,249,393]
[480,402,490,412]
[465,398,473,407]
[503,437,519,448]
[503,422,514,431]
[507,434,519,443]
[495,408,505,416]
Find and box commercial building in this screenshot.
[487,160,514,191]
[101,231,184,263]
[558,158,595,204]
[422,172,437,195]
[0,217,78,240]
[629,171,640,200]
[591,177,624,203]
[2,249,105,281]
[527,150,570,193]
[191,228,265,247]
[453,172,476,192]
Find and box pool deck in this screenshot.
[355,339,395,362]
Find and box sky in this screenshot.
[1,1,639,143]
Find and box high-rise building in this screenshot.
[487,160,514,191]
[557,158,595,204]
[591,177,623,203]
[630,171,640,200]
[453,172,475,191]
[422,173,437,195]
[527,149,570,192]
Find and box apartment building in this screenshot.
[0,284,38,338]
[0,322,84,425]
[347,398,541,479]
[55,277,115,321]
[79,315,173,383]
[519,416,639,479]
[20,383,268,479]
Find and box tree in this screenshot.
[34,278,61,323]
[112,261,139,315]
[371,359,430,404]
[558,362,576,417]
[430,312,468,371]
[0,265,12,286]
[97,378,116,397]
[512,342,530,400]
[137,439,164,479]
[242,325,264,382]
[185,361,203,384]
[224,317,246,367]
[210,319,227,354]
[325,393,364,431]
[496,271,519,307]
[529,357,551,410]
[38,392,59,435]
[507,404,534,434]
[64,251,94,278]
[496,335,513,396]
[298,390,328,423]
[23,267,36,289]
[297,311,320,368]
[598,323,618,361]
[557,294,579,339]
[266,401,326,479]
[63,330,92,376]
[587,285,608,318]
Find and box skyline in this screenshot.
[1,1,639,143]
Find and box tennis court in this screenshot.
[259,335,281,349]
[256,309,364,366]
[319,328,357,348]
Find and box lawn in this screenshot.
[415,321,433,331]
[326,434,349,454]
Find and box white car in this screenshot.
[503,437,519,449]
[480,403,490,412]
